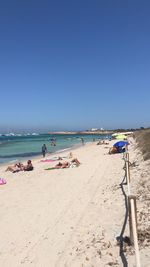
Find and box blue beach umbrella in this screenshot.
[113,141,129,148]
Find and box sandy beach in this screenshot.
[0,139,149,266]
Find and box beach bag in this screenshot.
[0,178,7,185]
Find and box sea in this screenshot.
[0,133,111,165]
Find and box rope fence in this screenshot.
[124,150,141,267]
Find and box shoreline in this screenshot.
[0,133,111,166]
[0,141,85,168]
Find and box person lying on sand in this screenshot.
[54,158,81,169]
[97,140,109,145]
[55,161,70,169]
[5,162,24,173]
[5,160,33,173]
[45,158,81,170]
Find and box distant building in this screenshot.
[91,128,98,132]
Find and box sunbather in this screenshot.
[56,158,80,168]
[5,160,33,172]
[47,158,81,170]
[71,158,81,166]
[68,152,73,158]
[55,161,70,168]
[23,160,34,171]
[5,162,24,173]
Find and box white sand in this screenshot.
[0,140,149,266]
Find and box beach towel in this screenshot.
[48,156,67,161]
[45,163,79,170]
[0,178,7,185]
[45,165,70,170]
[40,159,54,163]
[45,167,58,170]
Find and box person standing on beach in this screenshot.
[42,144,47,157]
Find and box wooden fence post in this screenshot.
[128,195,140,267]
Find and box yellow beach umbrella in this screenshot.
[115,134,127,140]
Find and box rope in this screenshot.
[124,151,141,267]
[131,199,141,267]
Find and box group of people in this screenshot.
[97,140,109,145]
[6,160,33,173]
[5,142,81,173]
[5,143,49,173]
[5,152,80,173]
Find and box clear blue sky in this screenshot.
[0,0,150,132]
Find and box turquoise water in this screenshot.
[0,133,111,164]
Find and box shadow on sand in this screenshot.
[116,170,131,267]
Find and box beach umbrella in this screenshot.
[115,134,127,140]
[112,133,119,137]
[113,141,129,148]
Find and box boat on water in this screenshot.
[32,133,39,136]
